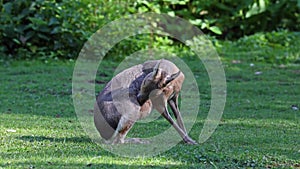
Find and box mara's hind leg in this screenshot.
[111,116,134,144]
[111,116,150,144]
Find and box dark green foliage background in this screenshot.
[0,0,299,61]
[0,0,125,59]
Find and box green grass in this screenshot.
[1,38,300,168]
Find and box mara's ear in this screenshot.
[164,71,181,85]
[151,61,162,80]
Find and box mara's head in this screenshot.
[137,60,181,105]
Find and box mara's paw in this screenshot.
[124,138,151,144]
[183,136,198,145]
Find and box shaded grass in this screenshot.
[1,54,300,168]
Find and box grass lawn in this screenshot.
[1,44,300,168]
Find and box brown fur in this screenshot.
[94,59,197,144]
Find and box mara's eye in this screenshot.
[143,79,149,85]
[146,79,151,84]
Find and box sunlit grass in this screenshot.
[1,39,300,168]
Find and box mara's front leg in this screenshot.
[152,95,197,145]
[168,94,187,134]
[159,106,197,145]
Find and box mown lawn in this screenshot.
[1,46,300,168]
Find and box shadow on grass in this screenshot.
[1,162,185,169]
[19,135,92,143]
